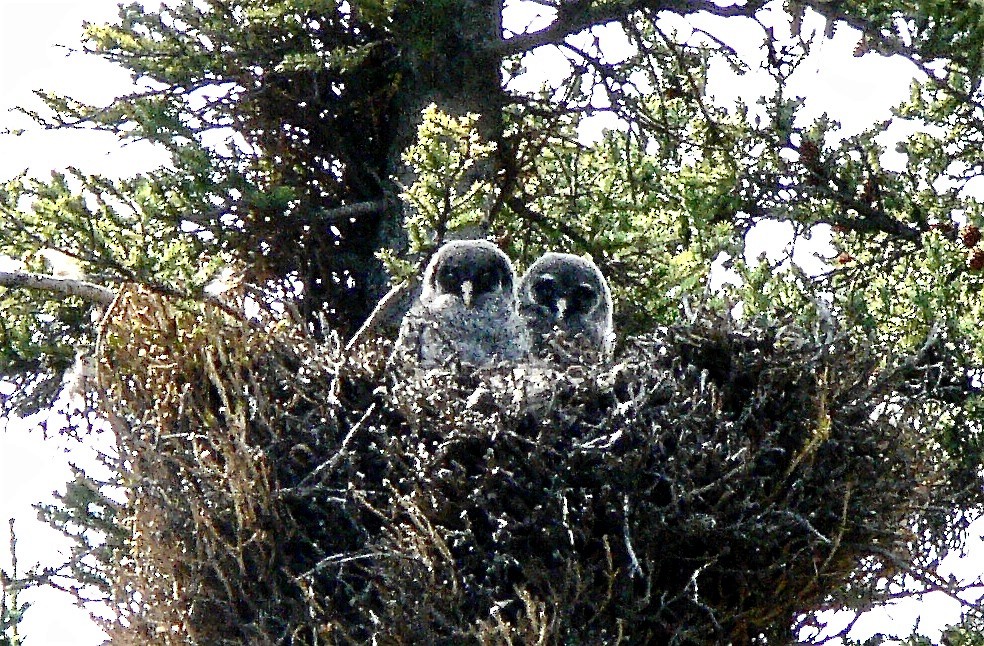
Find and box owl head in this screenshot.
[518,252,614,355]
[420,240,516,310]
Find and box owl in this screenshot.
[393,240,529,368]
[518,252,615,360]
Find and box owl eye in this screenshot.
[474,266,501,295]
[532,275,557,306]
[571,283,598,311]
[436,264,461,291]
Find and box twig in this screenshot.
[623,494,643,579]
[294,402,378,490]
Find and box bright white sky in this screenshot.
[0,4,170,642]
[0,1,980,644]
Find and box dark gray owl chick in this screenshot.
[518,252,614,360]
[394,240,529,368]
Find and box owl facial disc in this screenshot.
[424,240,514,309]
[531,273,600,321]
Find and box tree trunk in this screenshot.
[348,0,507,336]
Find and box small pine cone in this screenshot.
[664,84,685,100]
[961,224,982,248]
[969,247,984,271]
[799,139,820,169]
[861,177,877,204]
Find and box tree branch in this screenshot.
[344,277,416,352]
[0,270,115,304]
[493,0,766,57]
[320,198,395,223]
[505,194,594,250]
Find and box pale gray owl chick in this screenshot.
[518,252,614,360]
[394,240,529,368]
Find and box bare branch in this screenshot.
[0,268,252,325]
[320,198,395,223]
[344,278,416,352]
[0,269,115,304]
[493,0,766,57]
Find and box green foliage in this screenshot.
[0,168,226,413]
[5,0,984,642]
[35,467,129,595]
[397,106,498,253]
[0,588,25,646]
[937,624,984,646]
[501,111,745,332]
[848,613,984,645]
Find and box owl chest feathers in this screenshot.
[403,296,529,367]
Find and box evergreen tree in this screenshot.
[2,1,984,642]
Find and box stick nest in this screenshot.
[83,287,980,644]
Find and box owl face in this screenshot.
[519,252,614,356]
[422,240,515,310]
[395,240,529,368]
[529,270,602,323]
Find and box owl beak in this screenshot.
[556,297,567,319]
[461,280,474,308]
